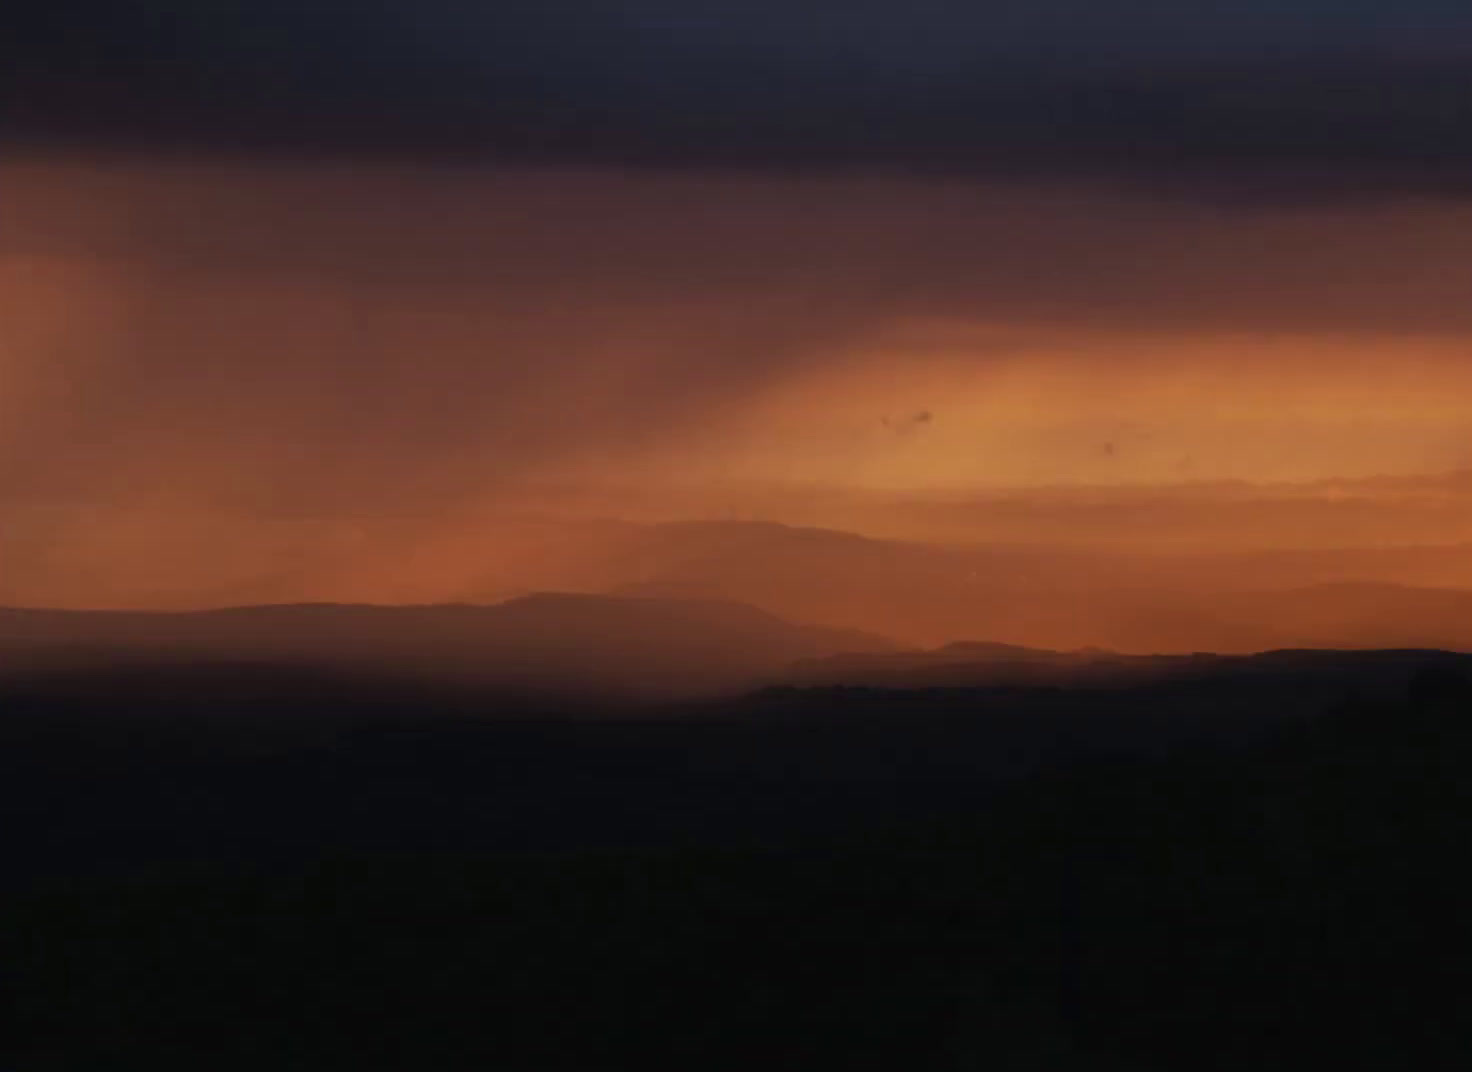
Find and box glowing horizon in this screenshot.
[6,154,1472,640]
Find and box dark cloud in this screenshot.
[4,4,1472,192]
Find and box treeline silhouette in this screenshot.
[2,658,1468,1069]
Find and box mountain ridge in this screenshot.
[0,592,900,700]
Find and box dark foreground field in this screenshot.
[3,653,1469,1070]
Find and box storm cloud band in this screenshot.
[5,4,1472,192]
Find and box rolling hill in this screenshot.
[0,594,898,700]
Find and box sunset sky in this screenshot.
[4,3,1472,627]
[12,17,1472,1071]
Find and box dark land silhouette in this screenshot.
[18,518,1472,654]
[0,595,898,701]
[2,605,1470,1069]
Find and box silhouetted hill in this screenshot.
[3,643,1471,1069]
[572,520,1472,652]
[0,594,899,700]
[604,520,1110,647]
[18,515,1472,654]
[786,642,1187,688]
[784,639,1472,692]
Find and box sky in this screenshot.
[4,3,1472,617]
[6,2,1472,180]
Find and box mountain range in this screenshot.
[7,579,1472,702]
[0,594,896,701]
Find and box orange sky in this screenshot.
[5,153,1472,611]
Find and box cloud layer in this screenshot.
[6,4,1472,191]
[5,155,1472,606]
